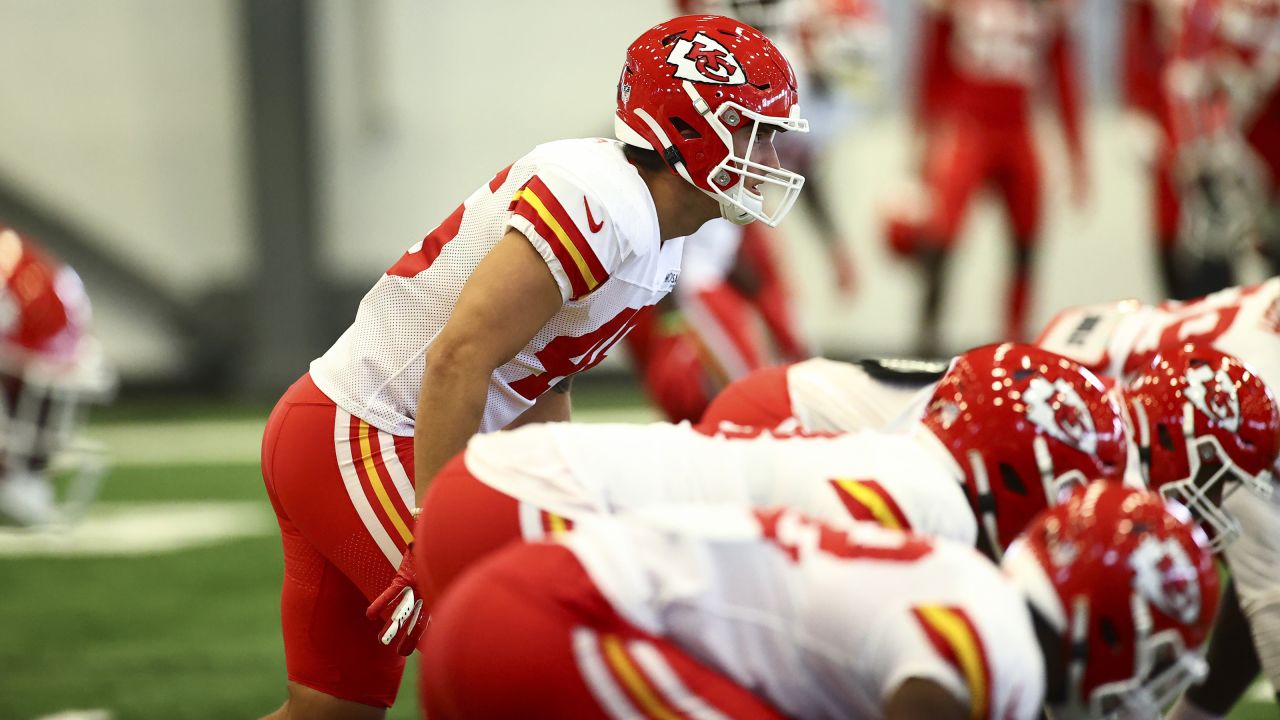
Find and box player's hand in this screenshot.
[366,543,425,655]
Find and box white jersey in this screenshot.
[562,505,1045,720]
[464,420,977,546]
[311,138,683,435]
[1036,277,1280,389]
[786,358,942,433]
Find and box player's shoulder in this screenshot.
[893,539,1045,719]
[524,138,659,252]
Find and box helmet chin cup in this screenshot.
[693,90,808,227]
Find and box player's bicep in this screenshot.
[432,228,563,372]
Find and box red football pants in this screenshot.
[415,453,574,611]
[260,373,418,707]
[697,364,795,433]
[420,541,788,719]
[921,115,1042,245]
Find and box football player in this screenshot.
[0,226,114,528]
[1037,279,1280,717]
[624,0,882,424]
[420,484,1219,720]
[888,0,1085,354]
[257,15,810,719]
[413,342,1128,610]
[1122,0,1192,297]
[1157,0,1280,297]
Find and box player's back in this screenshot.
[1038,278,1280,388]
[786,357,943,433]
[562,505,1045,719]
[310,138,680,436]
[465,419,977,545]
[751,427,977,544]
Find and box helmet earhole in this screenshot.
[1156,424,1175,451]
[1099,617,1121,650]
[999,463,1028,496]
[668,117,702,140]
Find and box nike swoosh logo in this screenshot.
[583,197,604,233]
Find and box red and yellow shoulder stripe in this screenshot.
[829,478,911,531]
[911,605,992,720]
[510,175,609,299]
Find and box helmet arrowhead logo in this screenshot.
[1130,535,1201,625]
[1024,376,1098,454]
[666,32,747,85]
[1184,363,1241,432]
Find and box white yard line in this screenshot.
[92,406,659,467]
[0,501,272,557]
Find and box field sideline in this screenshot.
[0,395,1274,719]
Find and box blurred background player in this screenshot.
[628,0,888,422]
[884,0,1086,356]
[1157,0,1280,299]
[1122,0,1196,298]
[0,226,115,529]
[420,484,1219,719]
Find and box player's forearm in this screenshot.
[413,360,490,507]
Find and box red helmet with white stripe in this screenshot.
[1123,344,1280,553]
[615,15,809,226]
[1003,483,1219,720]
[921,343,1129,556]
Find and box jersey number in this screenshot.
[509,307,644,400]
[386,164,513,278]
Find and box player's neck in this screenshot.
[637,166,721,241]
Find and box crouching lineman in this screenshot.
[412,342,1127,611]
[420,483,1219,719]
[1035,281,1280,717]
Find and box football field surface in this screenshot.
[0,397,1274,719]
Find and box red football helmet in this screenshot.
[0,226,115,527]
[920,343,1129,556]
[1002,483,1219,719]
[1123,344,1280,553]
[615,15,809,226]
